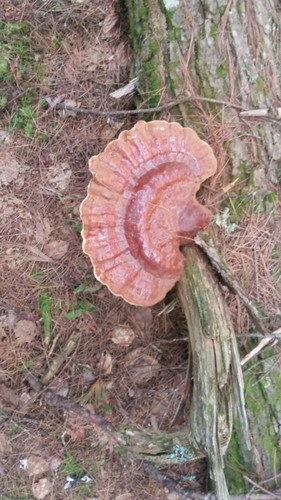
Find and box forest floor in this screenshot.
[0,1,280,499]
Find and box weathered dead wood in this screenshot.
[178,245,249,499]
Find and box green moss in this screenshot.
[263,191,278,211]
[227,161,278,220]
[249,74,266,94]
[10,94,36,136]
[210,24,218,39]
[184,263,213,333]
[193,288,211,332]
[125,0,165,107]
[236,159,251,181]
[138,3,148,19]
[225,431,247,493]
[276,162,281,186]
[0,19,48,137]
[164,8,174,23]
[216,62,228,80]
[167,55,184,93]
[4,21,30,35]
[33,61,46,82]
[0,57,9,79]
[125,0,149,48]
[235,1,243,19]
[193,38,218,102]
[0,94,7,109]
[167,26,182,41]
[148,39,159,54]
[225,340,281,490]
[226,194,255,222]
[216,5,226,16]
[39,289,52,345]
[244,369,281,472]
[138,56,163,107]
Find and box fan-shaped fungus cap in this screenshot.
[80,120,217,306]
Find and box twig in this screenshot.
[26,372,198,498]
[135,459,196,499]
[42,330,81,384]
[194,234,268,334]
[49,95,245,117]
[241,327,281,366]
[244,475,281,499]
[26,373,281,500]
[26,372,120,440]
[240,107,281,120]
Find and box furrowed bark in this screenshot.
[125,0,281,497]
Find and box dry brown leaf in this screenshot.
[34,217,52,245]
[43,240,69,260]
[58,99,78,118]
[26,455,50,477]
[70,0,91,4]
[111,325,135,346]
[115,494,133,500]
[0,327,9,354]
[65,426,86,443]
[45,162,72,194]
[1,195,32,221]
[97,351,113,375]
[85,404,111,447]
[132,307,153,331]
[83,47,103,72]
[0,129,11,145]
[0,149,28,188]
[99,120,124,142]
[102,11,119,36]
[18,391,32,411]
[32,477,52,499]
[49,455,63,472]
[48,378,69,397]
[166,493,183,500]
[79,379,107,406]
[0,384,19,408]
[0,150,20,187]
[108,42,130,72]
[0,309,17,330]
[25,245,53,263]
[124,348,160,385]
[14,320,37,346]
[150,397,168,421]
[0,433,11,456]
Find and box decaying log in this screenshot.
[178,245,249,499]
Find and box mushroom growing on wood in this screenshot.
[80,120,217,306]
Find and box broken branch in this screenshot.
[47,95,245,117]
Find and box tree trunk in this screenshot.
[125,0,281,497]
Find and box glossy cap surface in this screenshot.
[80,120,217,306]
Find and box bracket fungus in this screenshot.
[80,120,217,306]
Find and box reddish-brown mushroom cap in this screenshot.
[80,120,217,306]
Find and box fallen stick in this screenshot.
[26,372,281,500]
[241,328,281,366]
[46,94,245,117]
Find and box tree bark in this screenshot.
[125,0,281,497]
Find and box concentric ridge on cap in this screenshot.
[80,120,217,306]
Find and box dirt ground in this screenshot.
[0,1,281,499]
